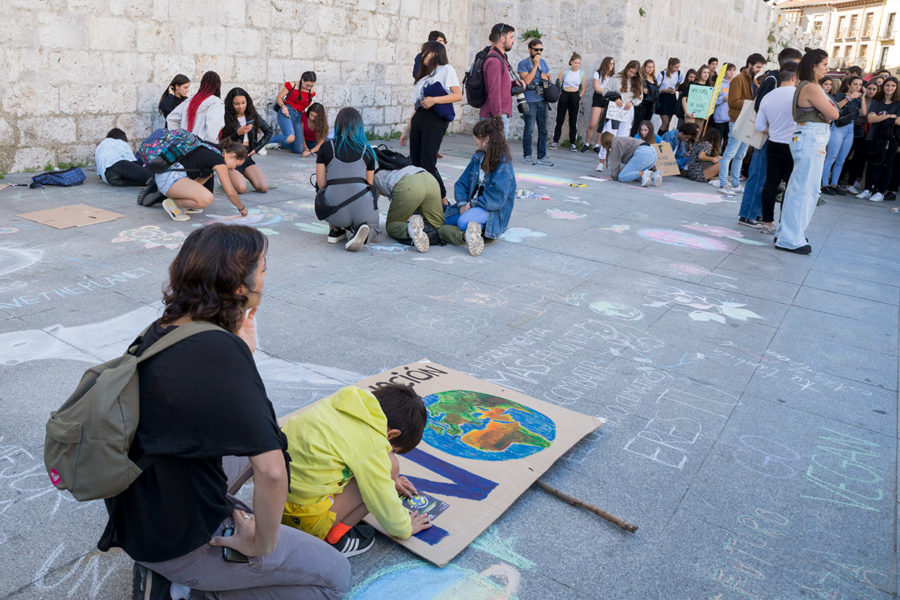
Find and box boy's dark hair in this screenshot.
[373,384,427,454]
[777,48,803,66]
[708,57,718,64]
[428,30,446,42]
[106,128,127,141]
[528,38,542,49]
[746,53,766,67]
[678,122,699,137]
[780,63,798,82]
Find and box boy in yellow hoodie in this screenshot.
[281,383,433,556]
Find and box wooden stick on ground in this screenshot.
[535,479,638,533]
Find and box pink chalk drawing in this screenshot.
[49,469,60,486]
[637,229,730,251]
[684,223,767,246]
[545,209,584,220]
[111,225,186,249]
[665,192,733,205]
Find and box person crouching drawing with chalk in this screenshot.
[281,384,433,556]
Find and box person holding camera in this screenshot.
[480,23,516,139]
[518,38,553,166]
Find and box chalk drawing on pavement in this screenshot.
[637,229,731,251]
[501,228,547,243]
[0,246,44,293]
[589,301,644,320]
[643,285,763,324]
[111,225,186,249]
[545,209,585,220]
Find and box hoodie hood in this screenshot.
[330,385,387,437]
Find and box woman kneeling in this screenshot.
[156,142,249,222]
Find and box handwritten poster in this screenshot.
[605,103,633,123]
[685,85,714,119]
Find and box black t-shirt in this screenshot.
[159,94,186,119]
[867,100,900,142]
[316,141,375,170]
[98,321,288,562]
[180,146,225,179]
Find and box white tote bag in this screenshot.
[732,99,767,149]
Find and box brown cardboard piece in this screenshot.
[279,360,602,567]
[653,143,681,177]
[17,204,125,229]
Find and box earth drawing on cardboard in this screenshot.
[422,390,556,461]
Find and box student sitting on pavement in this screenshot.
[686,128,722,183]
[632,119,663,144]
[95,129,153,187]
[281,384,433,557]
[315,107,380,252]
[139,142,249,222]
[600,132,662,187]
[220,87,273,194]
[440,117,516,256]
[373,164,445,253]
[660,122,699,172]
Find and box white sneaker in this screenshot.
[652,171,663,187]
[162,198,190,221]
[718,186,736,196]
[256,147,267,156]
[182,207,203,214]
[407,215,429,253]
[344,225,369,251]
[640,170,653,187]
[708,179,720,188]
[730,184,744,193]
[595,161,605,172]
[847,183,861,195]
[264,143,280,150]
[856,189,872,199]
[465,221,484,256]
[869,192,884,202]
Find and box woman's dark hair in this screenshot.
[307,103,328,141]
[819,77,836,92]
[372,383,427,454]
[221,87,261,144]
[221,141,249,161]
[678,122,699,138]
[677,69,697,95]
[840,75,863,93]
[186,71,221,131]
[159,74,190,106]
[703,128,722,157]
[637,120,656,144]
[597,56,615,79]
[105,128,127,141]
[666,57,680,73]
[162,224,267,334]
[472,117,510,173]
[797,49,828,83]
[415,41,449,82]
[301,71,317,83]
[874,77,899,103]
[619,60,642,96]
[333,107,375,164]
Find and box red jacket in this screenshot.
[480,47,512,118]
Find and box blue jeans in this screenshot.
[719,122,749,188]
[522,101,548,159]
[270,106,305,154]
[777,122,829,250]
[738,141,767,220]
[822,123,854,186]
[445,206,489,230]
[618,145,658,182]
[676,156,690,170]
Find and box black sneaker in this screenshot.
[774,243,812,255]
[132,563,171,600]
[885,191,897,202]
[738,217,761,228]
[579,145,590,153]
[327,227,346,244]
[137,182,164,207]
[328,524,376,557]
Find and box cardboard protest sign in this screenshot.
[653,143,681,177]
[605,103,632,123]
[280,361,602,567]
[685,85,714,119]
[18,204,124,229]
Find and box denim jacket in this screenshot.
[446,152,516,239]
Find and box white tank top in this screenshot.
[563,69,582,89]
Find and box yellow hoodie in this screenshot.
[282,386,412,539]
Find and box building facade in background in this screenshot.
[776,0,899,72]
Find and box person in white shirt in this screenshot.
[581,56,615,153]
[95,129,152,186]
[399,41,462,204]
[756,64,798,234]
[655,58,683,134]
[166,71,226,144]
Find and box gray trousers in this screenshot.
[139,457,350,600]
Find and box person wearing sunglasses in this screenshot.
[518,38,553,166]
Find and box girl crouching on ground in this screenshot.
[439,117,515,256]
[220,88,273,194]
[302,103,329,157]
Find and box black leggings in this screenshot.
[867,141,899,193]
[844,136,869,184]
[553,91,580,144]
[762,141,793,223]
[105,160,153,186]
[409,108,449,198]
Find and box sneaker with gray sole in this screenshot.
[522,156,536,165]
[465,221,484,256]
[536,157,554,166]
[407,215,429,253]
[345,225,369,252]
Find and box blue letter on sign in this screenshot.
[403,448,499,500]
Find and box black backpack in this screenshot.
[463,46,501,108]
[373,144,412,171]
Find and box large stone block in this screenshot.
[6,48,50,82]
[136,23,178,54]
[292,33,319,60]
[152,55,191,87]
[76,115,116,143]
[217,0,246,25]
[4,84,60,117]
[59,85,137,114]
[227,27,261,56]
[38,17,86,49]
[116,114,153,142]
[56,143,95,166]
[67,0,106,12]
[12,147,56,173]
[88,17,136,52]
[196,55,235,80]
[246,0,271,28]
[181,26,228,55]
[0,119,15,144]
[233,58,269,85]
[267,30,293,57]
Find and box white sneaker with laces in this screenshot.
[869,192,884,202]
[856,189,872,199]
[162,198,190,222]
[652,171,663,187]
[718,186,735,196]
[847,183,861,195]
[595,161,605,172]
[640,170,653,187]
[708,179,720,187]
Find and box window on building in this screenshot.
[834,45,841,58]
[849,14,858,37]
[863,13,873,37]
[837,15,845,37]
[845,45,853,58]
[880,46,890,69]
[886,13,896,38]
[859,44,868,64]
[814,20,823,36]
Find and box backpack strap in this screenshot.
[132,321,224,363]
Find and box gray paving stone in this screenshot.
[779,305,898,355]
[804,269,900,305]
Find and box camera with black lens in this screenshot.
[511,84,529,114]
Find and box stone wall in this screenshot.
[1,0,774,173]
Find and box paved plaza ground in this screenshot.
[0,134,898,599]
